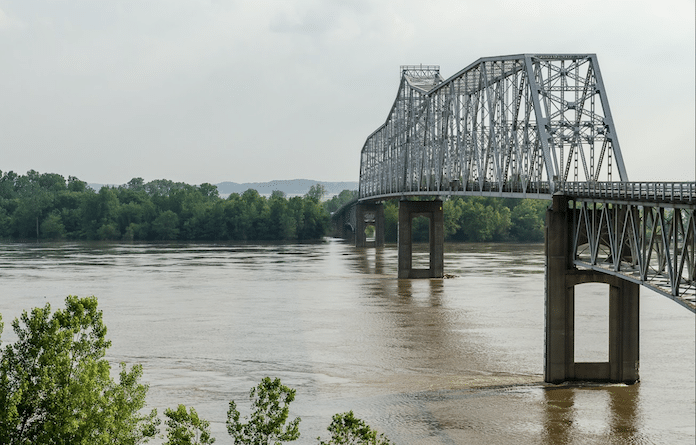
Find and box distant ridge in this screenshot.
[88,179,358,197]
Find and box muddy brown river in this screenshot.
[0,240,693,444]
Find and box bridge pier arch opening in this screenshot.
[355,202,384,248]
[546,194,639,384]
[398,199,444,279]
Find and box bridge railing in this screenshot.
[558,181,696,205]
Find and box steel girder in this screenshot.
[331,198,358,233]
[358,54,627,201]
[571,198,696,312]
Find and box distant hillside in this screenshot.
[215,179,358,197]
[89,179,358,197]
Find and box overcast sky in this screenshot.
[0,0,693,186]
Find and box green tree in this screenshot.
[383,201,398,243]
[449,197,510,242]
[226,377,301,445]
[317,411,393,445]
[0,207,11,237]
[40,210,66,239]
[37,172,67,192]
[415,212,437,242]
[164,405,215,445]
[54,189,88,238]
[224,194,251,240]
[10,200,43,239]
[127,177,146,192]
[145,179,178,197]
[0,296,159,444]
[268,193,296,240]
[323,190,358,214]
[97,221,121,240]
[81,187,120,239]
[68,175,89,193]
[241,189,270,240]
[198,183,219,200]
[152,210,180,240]
[200,201,229,240]
[510,199,546,241]
[443,198,462,239]
[305,184,326,202]
[297,197,329,240]
[108,363,161,444]
[0,170,19,199]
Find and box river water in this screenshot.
[0,240,693,444]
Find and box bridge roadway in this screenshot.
[332,54,695,384]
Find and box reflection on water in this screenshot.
[542,384,640,444]
[0,240,693,444]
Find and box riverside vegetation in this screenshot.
[0,170,548,243]
[0,296,393,445]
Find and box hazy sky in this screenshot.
[0,0,693,185]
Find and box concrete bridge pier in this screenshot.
[545,194,639,384]
[355,202,384,248]
[398,200,444,279]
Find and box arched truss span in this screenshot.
[359,54,627,201]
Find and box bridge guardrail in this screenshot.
[557,181,696,205]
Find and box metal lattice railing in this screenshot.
[571,199,696,312]
[558,181,696,205]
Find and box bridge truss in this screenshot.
[359,54,627,201]
[563,182,696,311]
[351,54,696,312]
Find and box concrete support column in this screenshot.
[375,204,385,247]
[355,203,384,248]
[545,194,640,384]
[398,200,444,279]
[545,194,574,383]
[609,280,640,383]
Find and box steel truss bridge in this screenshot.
[347,54,695,315]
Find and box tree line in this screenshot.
[379,196,548,243]
[0,170,330,242]
[0,170,548,243]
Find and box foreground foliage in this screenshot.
[318,411,393,445]
[0,297,395,445]
[0,295,159,445]
[227,377,301,444]
[163,405,216,445]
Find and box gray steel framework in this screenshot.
[359,54,626,201]
[570,197,696,311]
[557,181,696,311]
[331,198,358,233]
[351,54,696,312]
